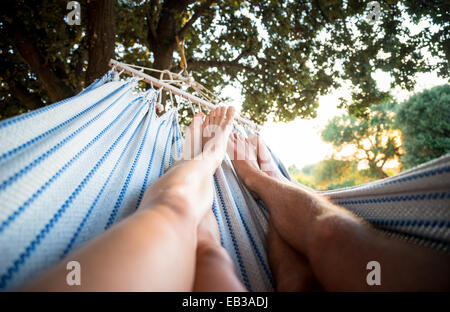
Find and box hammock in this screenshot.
[0,72,448,291]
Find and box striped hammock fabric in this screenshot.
[0,72,448,291]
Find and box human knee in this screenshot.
[197,243,233,267]
[310,211,361,257]
[141,182,195,215]
[309,214,342,257]
[162,184,197,211]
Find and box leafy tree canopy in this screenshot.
[396,84,450,169]
[322,100,401,178]
[1,0,449,124]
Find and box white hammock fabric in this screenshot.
[0,72,448,291]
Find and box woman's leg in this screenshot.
[23,106,236,291]
[193,208,246,292]
[187,110,246,292]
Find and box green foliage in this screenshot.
[288,165,317,189]
[1,0,449,123]
[396,84,450,169]
[289,159,372,191]
[322,100,401,178]
[0,0,85,119]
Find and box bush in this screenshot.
[396,85,450,169]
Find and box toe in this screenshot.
[248,133,258,144]
[217,106,226,122]
[248,134,264,160]
[192,112,203,126]
[194,112,203,119]
[210,108,217,123]
[203,114,210,127]
[202,115,210,136]
[225,106,236,125]
[226,133,236,158]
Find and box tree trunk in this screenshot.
[13,30,74,103]
[147,0,194,71]
[153,45,175,71]
[9,84,43,111]
[368,162,388,179]
[86,0,116,85]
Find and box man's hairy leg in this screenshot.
[246,173,449,291]
[229,134,320,291]
[232,136,449,291]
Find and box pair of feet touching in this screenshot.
[182,106,286,182]
[182,106,282,240]
[180,105,317,292]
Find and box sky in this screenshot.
[222,70,448,170]
[219,13,448,170]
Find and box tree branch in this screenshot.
[380,155,388,169]
[8,83,43,111]
[146,0,158,41]
[188,59,264,75]
[12,27,73,102]
[177,0,214,38]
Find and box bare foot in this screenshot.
[247,134,289,182]
[228,133,261,187]
[201,106,236,169]
[228,133,289,191]
[182,112,204,160]
[195,106,234,248]
[230,133,320,291]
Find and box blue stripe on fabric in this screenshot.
[213,174,252,291]
[0,74,118,131]
[337,165,450,192]
[0,103,147,290]
[0,87,135,193]
[61,99,153,257]
[212,197,225,247]
[256,199,268,213]
[0,83,130,164]
[104,109,154,230]
[79,71,112,95]
[167,118,182,167]
[374,227,450,248]
[168,119,177,167]
[0,97,142,234]
[168,139,174,167]
[158,125,173,177]
[148,96,156,120]
[337,192,449,206]
[79,77,103,94]
[133,120,167,210]
[367,218,450,228]
[230,195,274,288]
[174,118,182,157]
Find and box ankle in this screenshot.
[200,148,225,171]
[244,170,274,193]
[241,169,260,191]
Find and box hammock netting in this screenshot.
[0,72,448,291]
